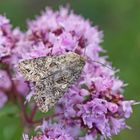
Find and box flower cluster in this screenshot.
[35,121,74,140]
[0,15,14,58]
[0,7,136,140]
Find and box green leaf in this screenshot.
[0,110,22,140]
[0,103,19,118]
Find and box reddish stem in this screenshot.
[3,62,32,124]
[30,105,38,121]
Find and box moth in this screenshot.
[18,52,85,112]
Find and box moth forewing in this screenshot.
[18,52,85,81]
[18,52,85,112]
[18,56,53,82]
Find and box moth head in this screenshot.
[66,52,86,66]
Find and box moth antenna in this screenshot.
[83,46,113,70]
[73,45,113,70]
[90,59,113,70]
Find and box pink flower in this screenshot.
[0,70,11,90]
[32,121,74,140]
[121,100,134,118]
[77,99,107,129]
[110,117,127,135]
[13,77,29,96]
[0,15,15,58]
[0,91,7,108]
[107,102,118,113]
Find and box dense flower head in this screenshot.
[37,121,74,140]
[0,15,29,106]
[0,7,136,140]
[23,121,74,140]
[0,15,15,58]
[0,16,13,106]
[15,7,135,139]
[15,7,103,60]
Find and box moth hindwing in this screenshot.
[18,52,85,112]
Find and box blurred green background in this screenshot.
[0,0,140,139]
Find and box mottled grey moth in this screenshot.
[18,52,85,112]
